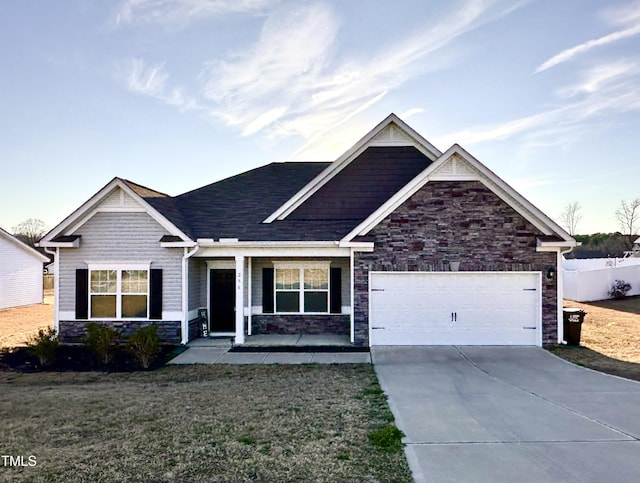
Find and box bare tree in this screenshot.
[12,218,47,247]
[615,198,640,236]
[559,201,582,235]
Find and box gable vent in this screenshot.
[370,124,414,146]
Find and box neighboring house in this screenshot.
[39,114,576,347]
[0,226,49,310]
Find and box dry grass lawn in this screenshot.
[0,365,412,482]
[0,293,53,349]
[550,296,640,381]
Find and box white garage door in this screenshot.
[370,272,541,346]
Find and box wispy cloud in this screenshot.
[601,0,640,27]
[534,23,640,73]
[126,58,198,111]
[118,0,528,159]
[437,58,640,148]
[535,0,640,73]
[557,60,640,98]
[114,0,269,27]
[195,0,527,158]
[399,108,425,120]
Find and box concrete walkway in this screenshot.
[373,346,640,483]
[168,337,371,364]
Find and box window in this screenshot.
[89,267,149,319]
[274,265,329,313]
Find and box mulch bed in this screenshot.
[0,344,185,373]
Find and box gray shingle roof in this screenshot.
[146,162,344,241]
[145,146,433,242]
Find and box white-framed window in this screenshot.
[89,264,149,319]
[273,262,330,313]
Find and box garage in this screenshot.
[369,272,541,346]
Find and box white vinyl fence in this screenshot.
[563,258,640,302]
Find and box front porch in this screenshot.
[185,251,360,345]
[171,334,370,364]
[187,334,358,349]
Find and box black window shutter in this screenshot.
[149,269,163,320]
[330,267,342,314]
[75,269,89,320]
[262,267,274,313]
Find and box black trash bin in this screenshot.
[563,308,586,345]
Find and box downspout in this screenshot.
[181,244,200,344]
[557,245,576,344]
[44,247,59,335]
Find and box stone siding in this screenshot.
[188,317,203,341]
[354,180,557,346]
[59,320,181,344]
[251,315,349,335]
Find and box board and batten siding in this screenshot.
[58,212,183,315]
[0,237,44,309]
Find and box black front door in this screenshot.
[209,269,235,333]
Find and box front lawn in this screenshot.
[550,296,640,382]
[0,365,412,482]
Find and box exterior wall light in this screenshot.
[546,266,556,281]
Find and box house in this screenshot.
[38,114,576,347]
[0,226,49,310]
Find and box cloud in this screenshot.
[118,0,528,159]
[126,58,198,111]
[114,0,269,27]
[557,60,639,98]
[197,0,527,159]
[437,58,640,148]
[127,58,168,96]
[600,0,640,27]
[534,1,640,74]
[534,23,640,73]
[399,108,425,120]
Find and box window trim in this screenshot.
[88,263,150,320]
[273,262,331,314]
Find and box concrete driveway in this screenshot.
[372,346,640,483]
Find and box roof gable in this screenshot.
[0,226,49,262]
[287,146,433,222]
[40,178,190,246]
[263,113,442,223]
[342,144,575,244]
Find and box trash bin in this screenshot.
[563,308,586,345]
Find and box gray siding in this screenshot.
[188,258,207,311]
[250,257,350,312]
[59,212,183,313]
[0,236,44,309]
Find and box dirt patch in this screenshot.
[550,296,640,382]
[563,296,640,363]
[0,294,54,349]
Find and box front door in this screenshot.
[209,269,235,333]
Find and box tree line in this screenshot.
[559,198,639,258]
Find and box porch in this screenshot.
[185,250,361,345]
[187,334,357,349]
[170,334,370,364]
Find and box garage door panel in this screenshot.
[370,272,540,346]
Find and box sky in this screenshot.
[1,0,639,236]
